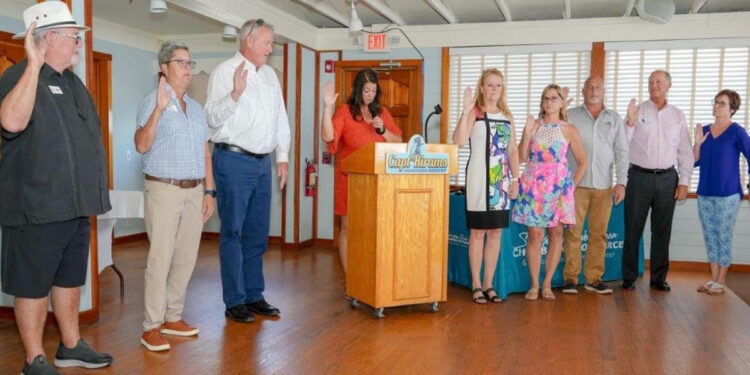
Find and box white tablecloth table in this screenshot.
[97,190,144,296]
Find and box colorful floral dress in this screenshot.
[465,112,512,229]
[512,122,575,227]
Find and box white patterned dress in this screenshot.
[465,112,512,229]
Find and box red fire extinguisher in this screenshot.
[305,158,317,197]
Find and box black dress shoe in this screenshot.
[622,280,636,290]
[225,304,255,322]
[246,299,280,316]
[650,281,671,291]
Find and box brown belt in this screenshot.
[145,174,201,189]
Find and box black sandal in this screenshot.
[472,288,487,304]
[484,288,502,303]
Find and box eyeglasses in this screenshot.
[166,59,197,69]
[52,31,81,44]
[542,96,561,103]
[712,99,729,108]
[247,18,265,36]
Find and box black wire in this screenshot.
[361,24,424,61]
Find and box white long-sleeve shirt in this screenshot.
[205,52,290,163]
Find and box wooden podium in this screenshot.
[341,142,457,318]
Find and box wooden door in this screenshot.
[335,60,423,140]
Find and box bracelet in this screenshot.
[510,177,519,182]
[375,126,386,135]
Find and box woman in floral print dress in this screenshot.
[512,84,588,302]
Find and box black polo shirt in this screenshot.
[0,60,110,225]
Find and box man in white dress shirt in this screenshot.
[205,19,290,322]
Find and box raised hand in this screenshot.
[462,86,474,114]
[562,86,573,106]
[231,61,248,102]
[24,22,46,70]
[523,114,540,135]
[626,99,638,126]
[323,81,339,108]
[156,76,171,111]
[693,123,708,146]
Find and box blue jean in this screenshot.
[697,194,740,267]
[213,147,272,307]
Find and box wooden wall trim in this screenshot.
[84,0,93,91]
[294,43,302,245]
[590,41,606,79]
[440,47,450,143]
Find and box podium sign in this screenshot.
[386,135,450,174]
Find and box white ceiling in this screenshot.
[8,0,750,38]
[260,0,750,28]
[91,0,224,35]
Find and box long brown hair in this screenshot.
[539,84,567,121]
[473,69,512,118]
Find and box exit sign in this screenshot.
[363,33,389,53]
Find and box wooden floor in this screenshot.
[2,239,750,375]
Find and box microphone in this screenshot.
[423,104,442,143]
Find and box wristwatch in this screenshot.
[204,189,217,197]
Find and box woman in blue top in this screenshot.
[692,89,750,295]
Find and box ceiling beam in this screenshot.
[690,0,710,14]
[361,0,406,26]
[167,0,319,47]
[493,0,512,22]
[425,0,458,24]
[623,0,636,17]
[295,0,348,27]
[563,0,571,19]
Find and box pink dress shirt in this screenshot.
[626,99,694,186]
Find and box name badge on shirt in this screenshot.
[166,104,178,112]
[48,85,63,94]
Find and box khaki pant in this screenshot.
[563,187,613,285]
[143,179,204,331]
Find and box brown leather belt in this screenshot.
[145,174,201,189]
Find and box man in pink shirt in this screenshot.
[622,70,694,292]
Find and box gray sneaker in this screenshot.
[561,282,578,294]
[585,281,613,294]
[21,355,60,375]
[53,339,113,369]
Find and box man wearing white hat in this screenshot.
[0,2,113,374]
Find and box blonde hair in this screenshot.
[539,84,567,121]
[473,69,512,118]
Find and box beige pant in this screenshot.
[562,187,613,285]
[143,179,204,331]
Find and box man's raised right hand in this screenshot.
[231,61,248,102]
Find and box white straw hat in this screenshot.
[13,2,90,40]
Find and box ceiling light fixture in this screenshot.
[149,0,168,14]
[349,0,363,33]
[222,25,238,39]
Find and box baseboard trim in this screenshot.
[0,307,99,324]
[645,260,750,273]
[282,239,315,250]
[112,232,147,245]
[314,239,334,247]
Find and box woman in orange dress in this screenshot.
[321,68,403,273]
